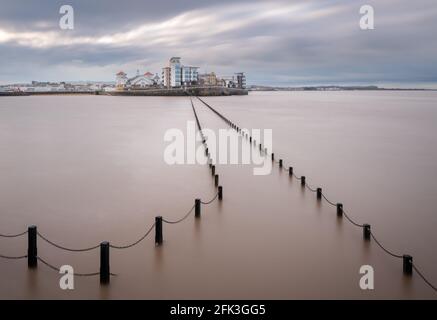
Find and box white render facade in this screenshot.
[181,66,199,85]
[163,57,199,88]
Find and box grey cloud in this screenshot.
[0,0,436,87]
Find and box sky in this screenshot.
[0,0,436,87]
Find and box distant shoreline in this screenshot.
[248,85,437,91]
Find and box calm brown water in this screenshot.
[0,91,436,299]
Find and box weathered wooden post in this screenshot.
[100,241,110,284]
[205,148,208,156]
[218,186,223,200]
[27,225,37,268]
[363,224,371,240]
[317,188,322,199]
[289,167,293,176]
[337,203,343,217]
[195,199,201,218]
[301,176,306,186]
[155,216,163,245]
[212,165,215,176]
[271,153,274,161]
[279,159,283,168]
[215,174,219,187]
[403,255,413,275]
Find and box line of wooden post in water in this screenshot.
[195,96,419,279]
[19,98,225,286]
[0,95,427,291]
[23,186,224,285]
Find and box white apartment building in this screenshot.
[162,57,199,88]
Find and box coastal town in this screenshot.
[0,57,247,96]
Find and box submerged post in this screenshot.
[218,186,223,200]
[27,225,37,268]
[195,199,201,218]
[205,148,208,156]
[155,216,163,245]
[301,176,306,186]
[279,159,283,168]
[100,241,110,284]
[212,165,215,176]
[259,143,262,151]
[271,153,274,161]
[403,255,413,275]
[317,188,322,200]
[215,174,219,187]
[363,224,371,240]
[289,167,293,176]
[337,203,343,217]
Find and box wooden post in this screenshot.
[301,176,306,186]
[403,255,413,275]
[218,186,223,200]
[100,241,110,284]
[317,188,322,199]
[212,165,215,176]
[271,153,274,161]
[155,216,163,245]
[195,199,201,218]
[289,167,293,176]
[205,148,208,156]
[363,224,371,240]
[27,225,37,268]
[279,159,283,168]
[215,174,219,187]
[337,203,343,217]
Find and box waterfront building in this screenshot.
[162,57,199,88]
[116,71,128,89]
[115,70,159,90]
[181,66,199,86]
[170,57,182,87]
[199,72,218,86]
[127,71,155,88]
[162,67,171,88]
[153,73,160,84]
[235,72,246,89]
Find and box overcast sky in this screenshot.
[0,0,436,87]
